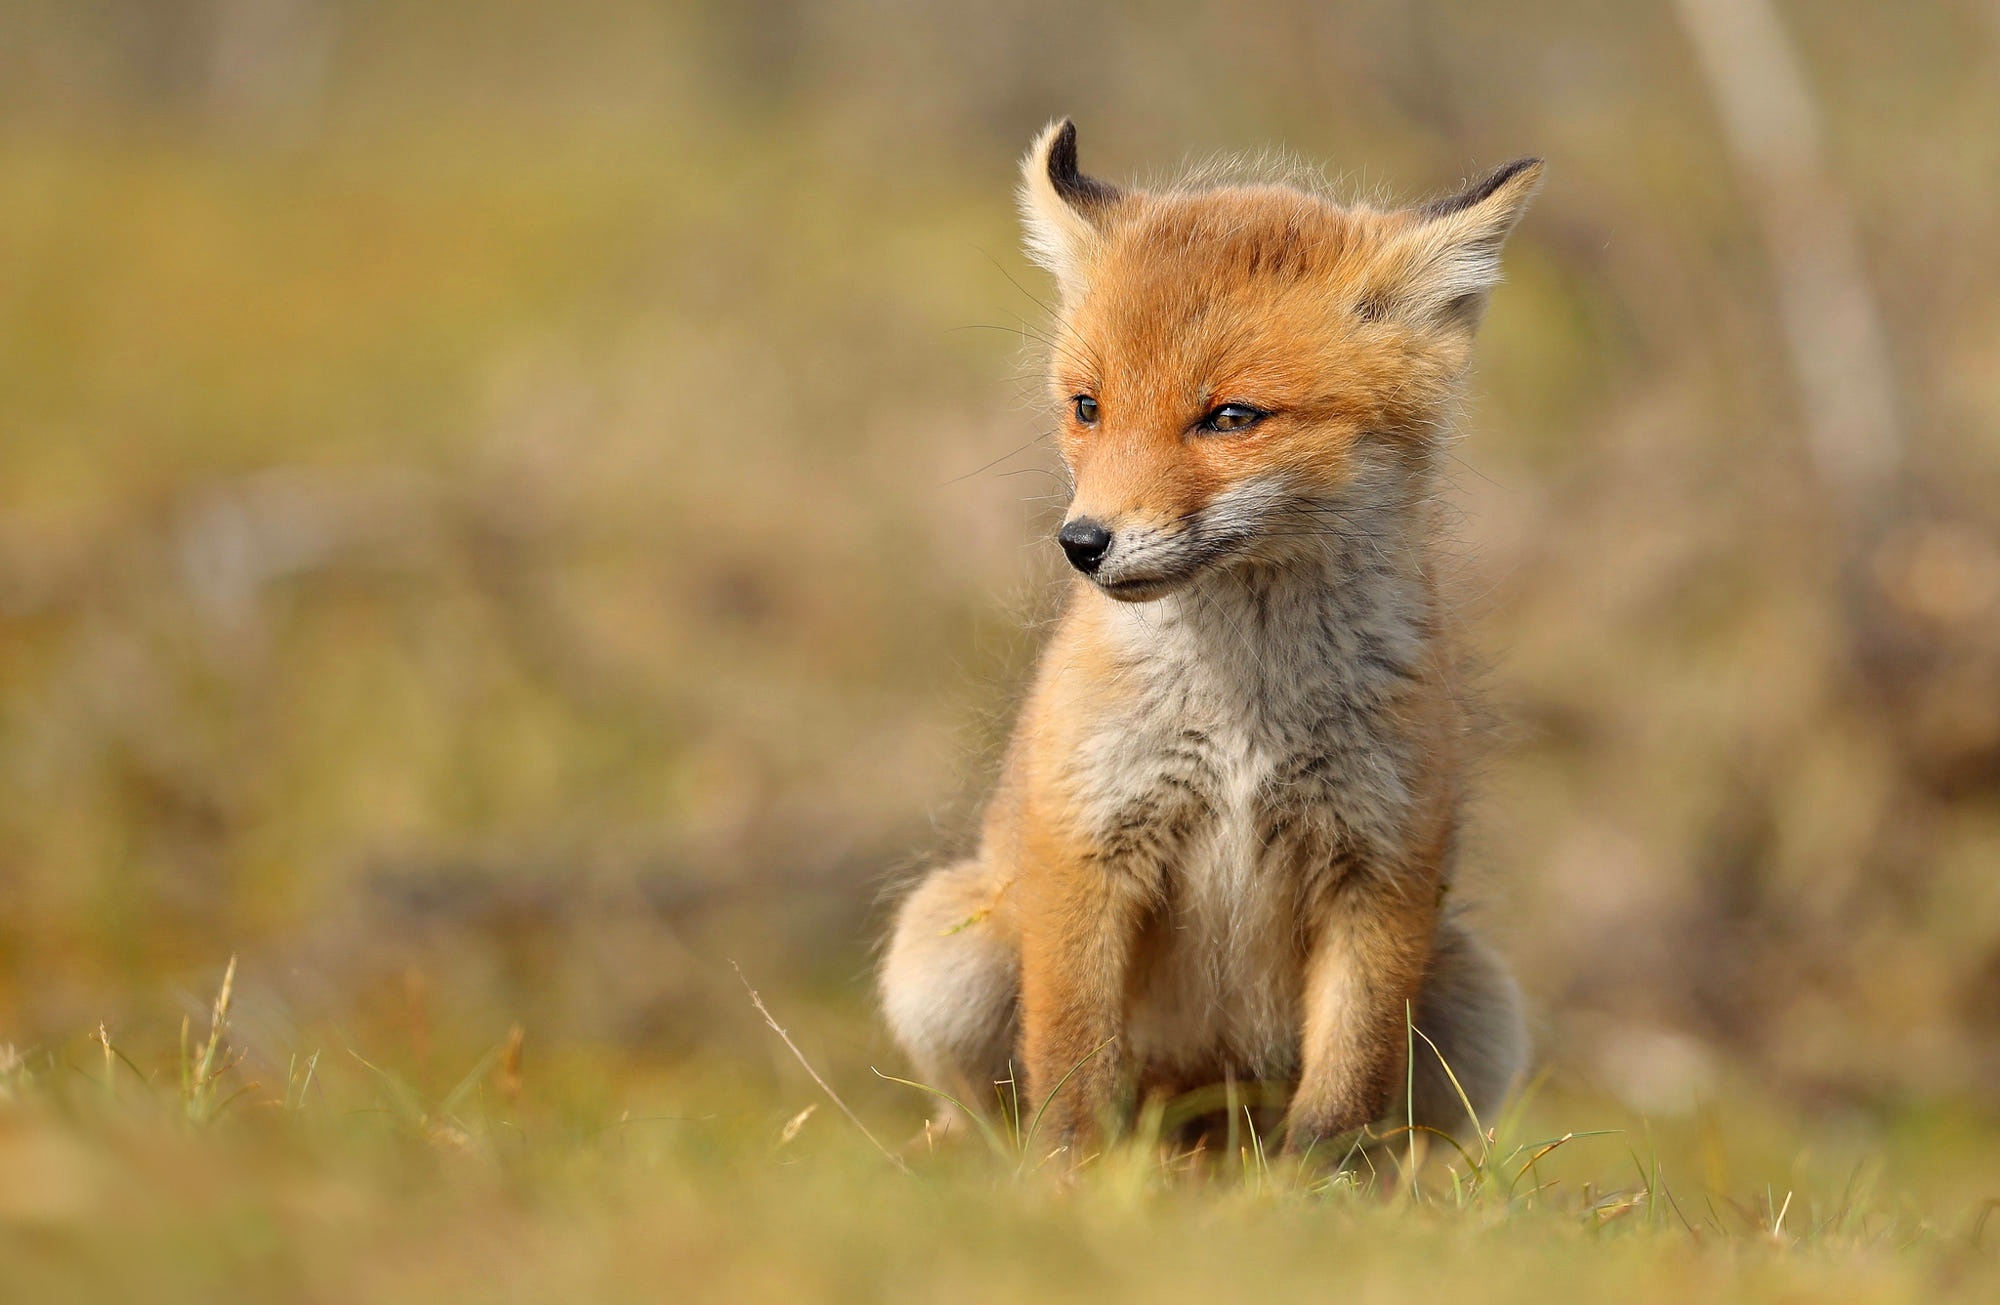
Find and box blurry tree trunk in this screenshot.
[204,0,335,141]
[114,0,334,138]
[1671,0,1903,526]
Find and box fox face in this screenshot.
[1021,122,1541,600]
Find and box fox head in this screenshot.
[1020,120,1542,601]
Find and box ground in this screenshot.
[4,962,1999,1304]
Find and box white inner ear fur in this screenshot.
[1380,165,1543,327]
[1018,121,1102,297]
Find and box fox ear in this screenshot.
[1376,158,1543,330]
[1019,119,1120,293]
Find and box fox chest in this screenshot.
[1127,745,1312,1079]
[1071,717,1387,1080]
[1057,572,1425,1081]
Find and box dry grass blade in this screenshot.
[182,955,242,1124]
[732,961,909,1174]
[496,1023,525,1102]
[778,1103,818,1146]
[199,955,238,1077]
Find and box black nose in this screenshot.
[1058,519,1112,574]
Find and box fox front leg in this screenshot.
[1284,880,1439,1156]
[1016,864,1146,1165]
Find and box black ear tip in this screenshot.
[1046,119,1080,184]
[1479,157,1545,198]
[1421,156,1545,219]
[1042,117,1117,209]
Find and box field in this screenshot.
[7,957,2000,1303]
[4,1,2000,1299]
[7,959,2000,1302]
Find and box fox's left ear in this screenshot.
[1019,119,1121,295]
[1377,158,1543,330]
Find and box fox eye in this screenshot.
[1072,395,1099,424]
[1200,403,1266,433]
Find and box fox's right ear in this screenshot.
[1019,119,1120,294]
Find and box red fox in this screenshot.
[881,121,1541,1162]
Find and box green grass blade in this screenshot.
[1021,1036,1116,1162]
[870,1069,1010,1158]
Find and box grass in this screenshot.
[4,960,2000,1303]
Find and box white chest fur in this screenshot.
[1124,728,1309,1078]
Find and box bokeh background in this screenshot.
[4,0,1999,1129]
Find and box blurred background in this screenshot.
[2,0,1998,1126]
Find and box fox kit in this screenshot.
[881,121,1541,1160]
